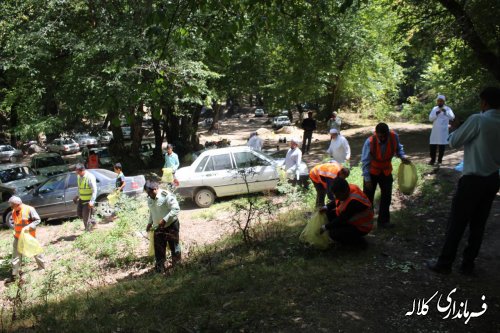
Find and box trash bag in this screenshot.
[17,229,43,257]
[162,168,174,183]
[148,231,155,256]
[455,160,464,172]
[278,167,287,182]
[299,212,331,250]
[398,162,418,195]
[107,191,120,207]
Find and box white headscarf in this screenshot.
[437,94,446,102]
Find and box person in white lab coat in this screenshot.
[326,128,351,164]
[247,132,263,151]
[429,95,455,165]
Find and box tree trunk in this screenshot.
[9,105,18,147]
[438,0,500,82]
[129,104,143,159]
[151,108,164,167]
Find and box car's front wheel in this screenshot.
[3,210,13,229]
[194,188,215,208]
[9,156,18,163]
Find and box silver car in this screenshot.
[174,146,309,207]
[0,164,47,202]
[74,133,99,149]
[0,145,23,163]
[47,138,80,155]
[0,169,146,227]
[30,153,70,177]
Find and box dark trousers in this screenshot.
[328,223,367,245]
[363,173,393,225]
[154,220,181,269]
[313,181,327,208]
[302,131,313,153]
[430,144,446,164]
[438,173,500,268]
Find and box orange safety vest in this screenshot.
[335,184,374,233]
[87,154,99,169]
[12,204,36,239]
[369,131,397,176]
[309,162,342,189]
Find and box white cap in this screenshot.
[291,137,300,144]
[437,94,446,101]
[8,196,22,205]
[329,128,339,134]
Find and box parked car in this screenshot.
[254,109,265,117]
[0,164,47,202]
[30,153,70,177]
[74,133,99,149]
[47,138,80,155]
[0,145,23,163]
[174,146,308,207]
[272,116,291,128]
[95,131,113,145]
[121,127,131,140]
[0,169,146,227]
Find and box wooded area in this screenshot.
[1,0,498,167]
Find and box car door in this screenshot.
[30,174,68,218]
[64,173,79,215]
[0,146,7,162]
[233,151,279,193]
[201,152,239,196]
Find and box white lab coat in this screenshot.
[429,105,455,145]
[247,136,263,151]
[284,147,302,180]
[326,135,351,164]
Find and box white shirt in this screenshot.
[284,147,302,180]
[429,105,455,144]
[247,136,263,151]
[326,135,351,164]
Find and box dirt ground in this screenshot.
[1,113,499,331]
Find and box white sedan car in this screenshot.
[174,146,308,207]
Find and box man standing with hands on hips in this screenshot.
[429,95,455,165]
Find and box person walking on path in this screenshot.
[361,123,410,228]
[145,181,181,273]
[301,111,317,153]
[326,128,351,164]
[327,112,341,132]
[164,144,180,171]
[427,87,500,275]
[429,94,455,165]
[5,196,45,284]
[74,163,97,232]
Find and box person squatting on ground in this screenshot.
[326,128,351,164]
[145,181,181,273]
[361,123,411,228]
[301,111,317,153]
[74,163,98,232]
[429,94,455,165]
[319,178,374,248]
[309,161,350,208]
[427,87,500,276]
[5,196,45,284]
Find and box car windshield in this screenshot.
[0,167,34,183]
[91,169,116,179]
[36,156,65,168]
[0,145,15,152]
[62,139,75,144]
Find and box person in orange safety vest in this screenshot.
[5,196,45,284]
[87,150,99,169]
[319,178,374,247]
[309,161,350,208]
[361,123,410,228]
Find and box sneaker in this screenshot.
[428,161,435,166]
[426,260,451,275]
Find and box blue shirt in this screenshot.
[164,152,180,171]
[361,132,406,181]
[448,109,500,176]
